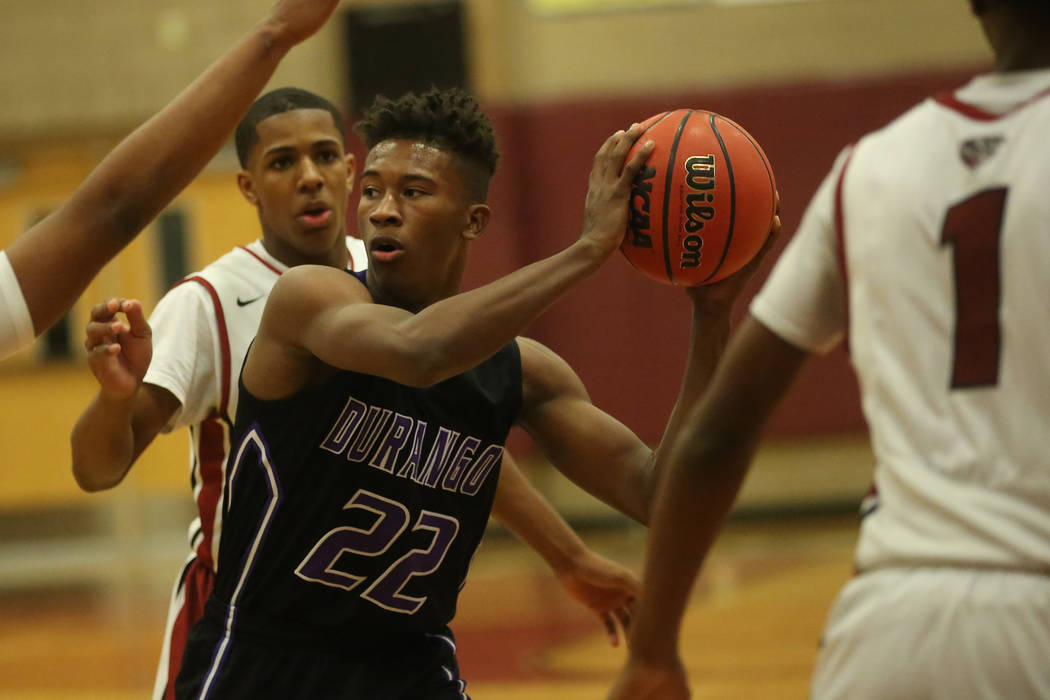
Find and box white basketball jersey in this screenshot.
[144,237,368,570]
[0,250,34,360]
[752,69,1050,571]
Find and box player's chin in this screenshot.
[296,220,336,237]
[293,226,341,252]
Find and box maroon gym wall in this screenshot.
[348,67,980,452]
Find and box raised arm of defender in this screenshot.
[2,0,340,349]
[67,0,341,484]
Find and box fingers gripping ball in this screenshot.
[621,109,776,286]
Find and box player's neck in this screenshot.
[362,274,460,314]
[994,45,1050,72]
[987,16,1050,72]
[261,236,350,271]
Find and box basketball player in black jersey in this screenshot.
[74,86,640,695]
[175,87,775,699]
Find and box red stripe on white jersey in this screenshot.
[934,84,1050,121]
[176,276,232,418]
[237,245,283,275]
[174,276,233,568]
[833,148,855,354]
[194,416,228,569]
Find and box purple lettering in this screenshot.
[396,421,428,480]
[417,428,461,487]
[319,397,368,455]
[459,445,503,496]
[368,413,414,474]
[347,407,392,463]
[440,437,481,492]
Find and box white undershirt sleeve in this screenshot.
[0,250,36,360]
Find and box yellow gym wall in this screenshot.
[0,159,261,507]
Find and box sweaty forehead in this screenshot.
[363,139,455,177]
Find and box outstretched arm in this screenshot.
[491,453,639,647]
[2,0,341,347]
[607,317,808,699]
[646,210,782,492]
[515,216,781,525]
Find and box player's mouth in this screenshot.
[297,203,332,228]
[369,236,404,262]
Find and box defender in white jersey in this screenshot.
[611,2,1050,699]
[73,89,640,700]
[0,0,341,362]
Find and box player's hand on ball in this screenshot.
[580,124,655,260]
[688,191,781,307]
[620,110,777,287]
[84,298,153,401]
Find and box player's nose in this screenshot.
[298,158,324,193]
[369,191,401,226]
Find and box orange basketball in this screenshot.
[621,109,776,286]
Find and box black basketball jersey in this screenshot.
[209,277,522,652]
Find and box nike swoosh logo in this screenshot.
[236,295,264,307]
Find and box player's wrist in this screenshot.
[97,383,141,407]
[547,539,589,576]
[252,16,298,56]
[684,298,734,331]
[570,234,617,270]
[626,635,682,667]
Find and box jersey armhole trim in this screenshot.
[172,276,232,421]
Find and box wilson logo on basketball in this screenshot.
[627,165,657,248]
[619,108,775,287]
[681,154,716,268]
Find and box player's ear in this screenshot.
[344,152,356,194]
[237,171,259,207]
[462,203,490,241]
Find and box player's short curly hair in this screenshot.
[354,87,499,202]
[235,88,346,167]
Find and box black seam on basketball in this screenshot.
[643,111,673,135]
[663,111,693,284]
[623,111,671,279]
[702,113,736,283]
[737,123,776,219]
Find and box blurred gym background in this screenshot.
[0,1,989,697]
